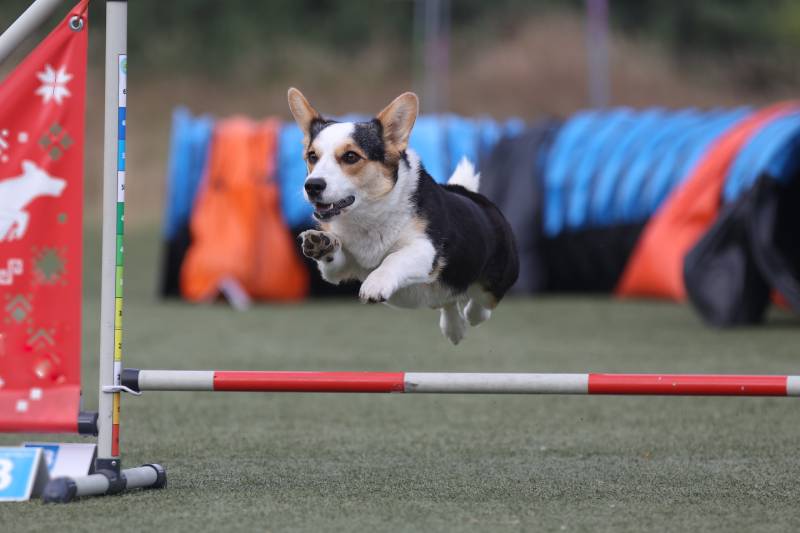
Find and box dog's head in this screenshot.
[288,88,418,221]
[21,160,66,197]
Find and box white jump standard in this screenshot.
[122,370,800,396]
[41,0,165,503]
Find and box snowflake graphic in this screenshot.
[35,64,72,105]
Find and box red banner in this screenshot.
[0,1,87,433]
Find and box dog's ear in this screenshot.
[287,87,322,133]
[376,92,418,153]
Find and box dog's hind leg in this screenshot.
[464,300,491,326]
[463,284,495,327]
[439,302,467,345]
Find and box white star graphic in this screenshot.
[35,64,73,105]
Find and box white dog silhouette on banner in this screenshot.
[0,160,66,242]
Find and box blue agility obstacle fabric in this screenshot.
[160,108,214,297]
[542,107,752,236]
[408,116,448,183]
[276,124,311,229]
[724,111,800,201]
[639,109,748,217]
[163,107,213,239]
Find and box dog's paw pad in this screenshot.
[300,230,339,261]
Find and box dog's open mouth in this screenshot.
[313,195,355,220]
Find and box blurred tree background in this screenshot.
[1,0,799,90]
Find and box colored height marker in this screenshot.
[111,54,126,457]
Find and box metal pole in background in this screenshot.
[416,0,450,115]
[0,0,63,64]
[586,0,610,107]
[97,0,127,474]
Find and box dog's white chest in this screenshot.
[345,239,389,271]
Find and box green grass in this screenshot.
[2,227,800,532]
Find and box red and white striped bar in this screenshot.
[121,369,800,396]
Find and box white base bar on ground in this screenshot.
[72,465,160,496]
[43,465,166,503]
[73,473,110,497]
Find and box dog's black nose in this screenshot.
[304,178,327,198]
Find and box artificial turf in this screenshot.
[2,227,800,532]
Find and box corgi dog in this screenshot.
[289,88,518,344]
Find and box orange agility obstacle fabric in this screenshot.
[617,103,798,301]
[181,118,308,302]
[0,1,88,432]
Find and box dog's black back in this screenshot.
[412,166,519,302]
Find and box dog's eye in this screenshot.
[341,151,361,165]
[307,151,318,164]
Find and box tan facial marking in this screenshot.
[321,140,393,199]
[335,143,368,167]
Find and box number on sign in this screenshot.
[0,458,13,490]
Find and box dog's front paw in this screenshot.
[358,271,398,304]
[299,230,339,262]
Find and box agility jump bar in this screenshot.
[122,370,800,396]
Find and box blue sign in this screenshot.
[23,442,95,478]
[23,443,59,470]
[0,447,48,502]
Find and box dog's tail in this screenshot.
[447,157,480,193]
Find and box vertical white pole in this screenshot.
[419,0,450,115]
[97,0,126,472]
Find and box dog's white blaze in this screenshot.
[306,122,357,204]
[326,149,424,271]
